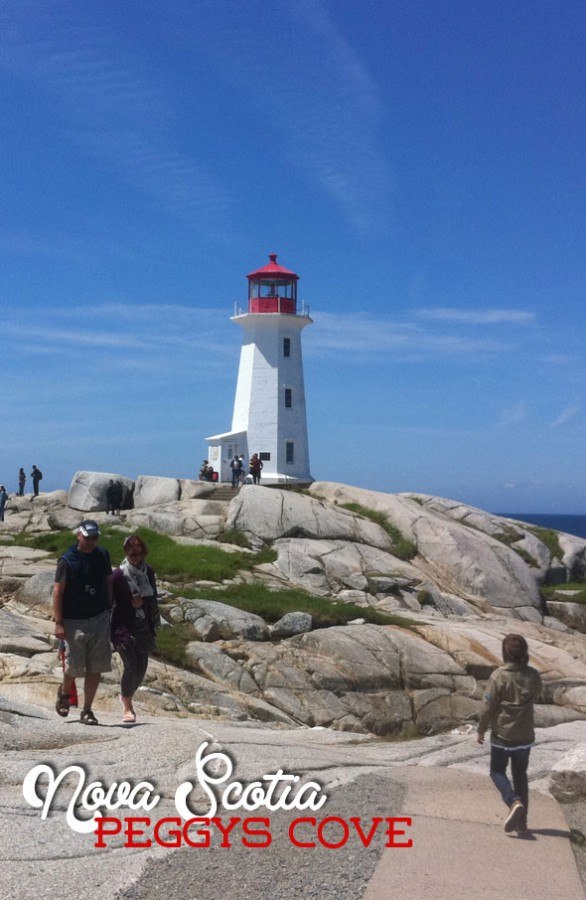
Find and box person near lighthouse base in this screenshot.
[249,453,263,484]
[230,455,242,488]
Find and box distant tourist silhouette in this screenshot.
[31,465,42,497]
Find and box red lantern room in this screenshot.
[247,253,299,314]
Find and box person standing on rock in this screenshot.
[53,520,113,725]
[111,534,160,723]
[31,465,42,497]
[477,633,542,834]
[106,479,117,515]
[18,468,26,496]
[0,486,7,522]
[113,480,124,514]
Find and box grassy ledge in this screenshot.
[527,526,563,560]
[542,582,586,605]
[493,531,539,567]
[175,581,417,629]
[8,526,276,583]
[340,503,417,561]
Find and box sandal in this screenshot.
[80,708,99,726]
[123,710,136,724]
[55,687,70,718]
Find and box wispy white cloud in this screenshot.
[290,0,382,116]
[549,405,579,428]
[2,324,145,349]
[0,230,138,263]
[2,303,235,363]
[499,402,528,427]
[0,3,232,229]
[545,354,573,366]
[189,0,391,233]
[414,308,536,325]
[307,311,510,359]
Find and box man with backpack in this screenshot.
[53,520,113,725]
[31,465,43,497]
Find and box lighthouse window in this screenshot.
[284,388,292,408]
[283,338,291,357]
[286,441,294,464]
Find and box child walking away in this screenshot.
[477,633,542,834]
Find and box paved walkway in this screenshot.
[364,766,584,900]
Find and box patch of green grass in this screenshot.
[11,526,277,583]
[216,530,252,549]
[10,529,77,555]
[527,526,563,560]
[542,582,586,604]
[340,503,417,560]
[152,622,199,669]
[494,529,523,546]
[175,582,417,629]
[493,532,538,567]
[512,547,539,567]
[417,589,434,607]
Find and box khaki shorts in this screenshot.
[63,609,112,677]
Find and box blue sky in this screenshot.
[1,0,584,513]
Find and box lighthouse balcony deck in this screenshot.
[233,299,310,316]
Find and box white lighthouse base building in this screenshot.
[206,254,313,486]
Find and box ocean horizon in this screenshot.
[496,513,586,540]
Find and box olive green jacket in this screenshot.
[477,663,542,746]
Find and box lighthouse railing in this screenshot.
[233,301,310,316]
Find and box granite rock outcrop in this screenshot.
[0,474,585,741]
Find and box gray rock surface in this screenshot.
[558,533,586,579]
[273,536,420,595]
[547,600,586,633]
[0,695,583,900]
[133,475,181,507]
[311,483,543,616]
[0,545,54,591]
[269,611,313,638]
[125,500,226,537]
[68,470,134,511]
[170,597,270,642]
[1,480,585,741]
[13,571,55,619]
[227,485,394,549]
[550,744,586,801]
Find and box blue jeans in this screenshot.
[490,745,530,811]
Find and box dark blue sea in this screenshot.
[497,514,586,539]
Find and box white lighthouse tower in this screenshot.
[206,253,313,485]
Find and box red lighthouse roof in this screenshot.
[247,253,299,281]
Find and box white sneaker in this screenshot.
[504,801,525,833]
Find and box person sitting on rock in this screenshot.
[199,460,213,481]
[477,633,542,834]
